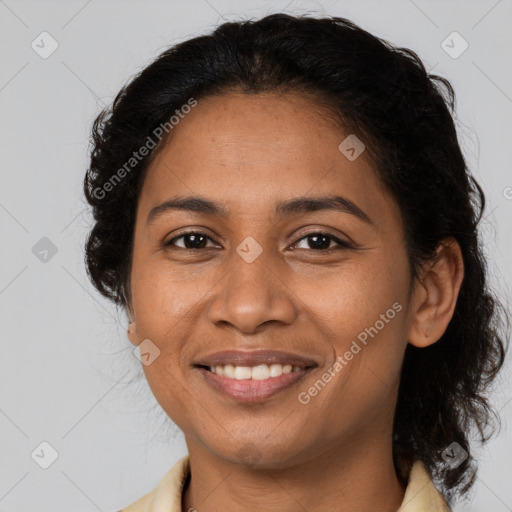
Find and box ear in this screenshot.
[125,291,139,346]
[127,321,139,346]
[408,237,464,348]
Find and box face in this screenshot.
[128,92,414,468]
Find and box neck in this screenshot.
[182,437,405,512]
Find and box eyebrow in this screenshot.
[146,194,374,226]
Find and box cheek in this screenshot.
[297,265,408,430]
[142,361,197,435]
[296,251,410,411]
[130,254,213,381]
[131,250,207,327]
[299,259,407,346]
[131,265,198,428]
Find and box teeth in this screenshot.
[251,364,270,380]
[207,363,304,380]
[269,363,283,377]
[224,364,235,378]
[234,366,252,380]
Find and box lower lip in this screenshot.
[196,367,313,402]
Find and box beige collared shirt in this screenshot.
[120,455,451,511]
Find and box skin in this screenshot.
[127,92,464,512]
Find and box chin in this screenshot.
[205,434,316,470]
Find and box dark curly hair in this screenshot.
[83,13,509,504]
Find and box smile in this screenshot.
[196,358,318,402]
[207,363,303,380]
[194,349,317,401]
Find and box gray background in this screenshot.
[0,0,511,510]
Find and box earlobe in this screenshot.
[407,238,464,349]
[127,321,139,346]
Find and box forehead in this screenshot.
[139,92,390,221]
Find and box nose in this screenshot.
[207,250,297,335]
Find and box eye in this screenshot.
[164,231,218,250]
[291,232,354,251]
[163,230,354,252]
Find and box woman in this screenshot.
[83,13,508,512]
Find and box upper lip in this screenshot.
[195,350,318,368]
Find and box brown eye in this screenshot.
[292,232,353,251]
[165,232,216,250]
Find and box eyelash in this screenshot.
[163,230,354,252]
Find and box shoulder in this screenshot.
[119,455,190,512]
[118,455,449,512]
[399,459,451,512]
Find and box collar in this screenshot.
[120,455,450,511]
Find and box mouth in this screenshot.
[194,350,317,402]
